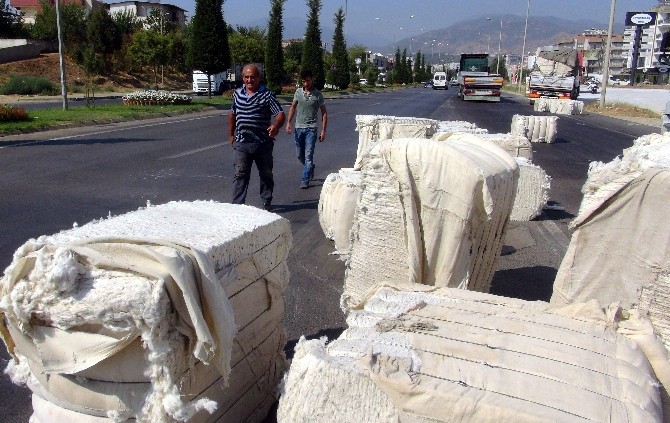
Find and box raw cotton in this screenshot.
[509,157,551,221]
[318,168,362,255]
[342,137,517,310]
[0,201,291,423]
[354,115,440,169]
[511,114,558,143]
[552,134,670,351]
[533,98,584,115]
[431,120,489,140]
[278,286,663,423]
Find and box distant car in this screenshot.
[423,80,433,88]
[359,78,368,85]
[449,78,459,86]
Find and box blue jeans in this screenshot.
[294,127,317,183]
[231,141,274,205]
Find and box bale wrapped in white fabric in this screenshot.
[511,114,558,143]
[510,157,551,221]
[442,132,532,160]
[343,137,517,310]
[551,134,670,347]
[354,115,440,169]
[534,98,584,115]
[0,201,291,423]
[318,168,362,255]
[277,286,663,423]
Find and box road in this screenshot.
[0,87,659,422]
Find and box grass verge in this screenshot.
[583,101,660,120]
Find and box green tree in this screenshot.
[228,26,265,65]
[188,0,230,97]
[265,0,285,95]
[85,4,120,72]
[146,7,177,34]
[32,0,85,44]
[127,30,170,84]
[328,7,349,89]
[284,39,303,81]
[413,51,422,82]
[365,66,379,87]
[491,55,508,80]
[111,9,141,36]
[301,0,324,90]
[0,0,24,37]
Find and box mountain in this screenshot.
[374,14,626,62]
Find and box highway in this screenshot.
[0,87,659,422]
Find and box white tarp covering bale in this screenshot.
[354,115,440,169]
[277,286,663,423]
[0,201,291,423]
[510,157,551,221]
[551,134,670,347]
[533,98,584,115]
[342,137,517,310]
[317,168,362,255]
[511,114,558,143]
[442,132,532,160]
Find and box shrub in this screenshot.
[0,75,59,95]
[0,105,29,122]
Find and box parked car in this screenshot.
[359,78,368,85]
[449,78,459,86]
[423,80,433,88]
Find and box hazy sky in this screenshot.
[128,0,662,45]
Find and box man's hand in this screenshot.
[319,129,326,142]
[285,123,292,134]
[228,134,235,144]
[268,124,279,138]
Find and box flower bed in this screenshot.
[122,90,192,106]
[0,104,29,122]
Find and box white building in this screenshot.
[106,0,187,28]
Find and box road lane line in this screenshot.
[161,142,226,159]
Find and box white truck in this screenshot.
[192,70,230,95]
[457,54,504,102]
[527,47,582,103]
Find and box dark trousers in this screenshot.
[231,141,274,205]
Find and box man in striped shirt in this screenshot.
[228,64,285,211]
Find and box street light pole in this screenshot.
[375,15,414,52]
[55,0,68,111]
[487,17,503,74]
[517,0,530,93]
[600,0,616,108]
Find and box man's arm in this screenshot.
[228,113,236,144]
[319,105,328,142]
[268,111,286,138]
[285,101,298,133]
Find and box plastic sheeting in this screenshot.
[342,137,517,310]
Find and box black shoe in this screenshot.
[300,181,309,189]
[263,201,272,211]
[309,164,316,181]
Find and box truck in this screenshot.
[527,47,582,103]
[192,70,230,95]
[457,53,504,102]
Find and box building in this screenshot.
[106,0,187,28]
[10,0,95,24]
[557,31,626,77]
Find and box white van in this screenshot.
[433,72,448,90]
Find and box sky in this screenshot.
[140,0,662,46]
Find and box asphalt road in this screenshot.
[0,87,659,422]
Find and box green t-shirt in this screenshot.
[293,87,325,128]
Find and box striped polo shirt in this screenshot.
[231,84,284,143]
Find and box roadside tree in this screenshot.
[188,0,230,97]
[301,0,324,89]
[228,26,265,65]
[265,0,285,95]
[328,7,349,90]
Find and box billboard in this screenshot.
[625,12,657,26]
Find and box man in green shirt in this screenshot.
[285,69,328,189]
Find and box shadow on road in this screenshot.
[490,265,557,302]
[2,137,161,148]
[284,326,346,361]
[271,199,318,213]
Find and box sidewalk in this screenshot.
[578,86,670,114]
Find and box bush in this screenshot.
[0,75,59,95]
[0,105,29,122]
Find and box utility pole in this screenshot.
[55,0,68,111]
[600,0,616,108]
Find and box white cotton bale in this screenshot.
[510,114,558,143]
[317,168,362,255]
[552,134,670,349]
[343,137,517,309]
[279,287,662,423]
[354,115,440,169]
[1,201,292,423]
[431,120,489,141]
[534,98,584,115]
[510,157,551,221]
[444,132,532,160]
